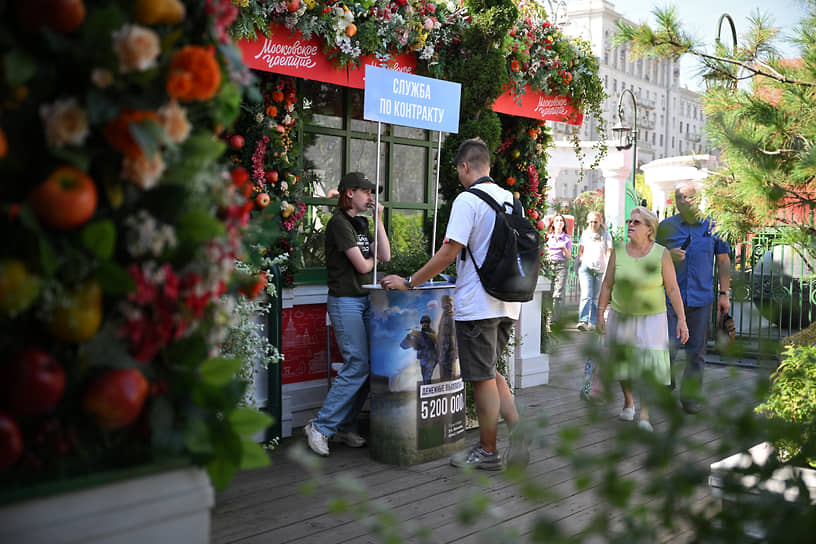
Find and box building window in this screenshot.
[299,81,437,272]
[660,134,664,146]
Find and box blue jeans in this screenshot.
[578,264,602,324]
[313,295,371,437]
[667,303,712,392]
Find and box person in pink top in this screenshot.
[546,214,572,322]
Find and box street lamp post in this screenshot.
[703,13,738,91]
[611,89,638,218]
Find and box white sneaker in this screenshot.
[304,421,329,456]
[577,322,588,331]
[332,431,366,448]
[637,420,654,432]
[618,407,635,421]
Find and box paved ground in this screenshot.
[212,322,766,543]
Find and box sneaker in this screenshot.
[577,322,588,331]
[637,420,654,432]
[450,445,503,471]
[331,430,366,448]
[304,420,329,456]
[505,432,530,469]
[618,407,635,421]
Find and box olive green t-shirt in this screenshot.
[610,241,667,316]
[325,208,373,297]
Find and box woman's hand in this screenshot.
[677,321,689,344]
[596,313,606,334]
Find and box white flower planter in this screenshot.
[709,442,816,539]
[0,467,213,544]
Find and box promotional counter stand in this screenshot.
[366,282,466,465]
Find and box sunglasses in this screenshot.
[626,219,643,225]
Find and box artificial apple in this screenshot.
[286,0,300,12]
[229,134,245,149]
[0,411,23,470]
[0,258,41,316]
[265,170,279,183]
[346,23,357,37]
[47,280,102,342]
[255,192,271,208]
[2,348,66,416]
[536,219,546,230]
[17,0,85,33]
[83,369,149,430]
[231,167,249,188]
[29,165,97,230]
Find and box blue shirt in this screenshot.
[656,214,730,308]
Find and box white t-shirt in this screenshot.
[445,183,522,321]
[578,229,613,272]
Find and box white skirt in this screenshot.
[606,309,671,385]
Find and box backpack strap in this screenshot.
[460,187,516,262]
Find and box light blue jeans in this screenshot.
[578,264,603,324]
[312,295,371,438]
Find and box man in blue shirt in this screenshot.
[657,182,731,414]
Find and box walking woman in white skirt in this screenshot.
[596,207,689,431]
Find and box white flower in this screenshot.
[122,152,165,190]
[112,24,160,73]
[420,45,435,60]
[39,98,89,148]
[157,101,191,144]
[124,210,178,258]
[255,112,264,124]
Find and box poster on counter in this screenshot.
[416,378,466,449]
[368,286,466,463]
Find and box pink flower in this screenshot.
[39,98,89,148]
[157,101,191,143]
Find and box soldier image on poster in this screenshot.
[437,295,459,380]
[400,315,438,384]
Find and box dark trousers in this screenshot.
[667,303,712,391]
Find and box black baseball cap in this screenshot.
[338,172,382,193]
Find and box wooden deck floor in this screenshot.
[212,330,766,543]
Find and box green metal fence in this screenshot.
[560,226,815,364]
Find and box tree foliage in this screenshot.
[614,3,816,245]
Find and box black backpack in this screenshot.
[461,187,541,302]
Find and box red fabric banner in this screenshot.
[236,25,348,87]
[492,84,583,126]
[346,53,418,89]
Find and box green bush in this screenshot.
[756,344,816,467]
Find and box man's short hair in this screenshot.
[420,315,431,324]
[453,138,490,170]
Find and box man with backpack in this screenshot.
[379,138,530,470]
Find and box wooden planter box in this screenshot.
[709,442,816,539]
[0,466,213,544]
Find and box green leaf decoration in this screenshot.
[178,210,226,243]
[4,49,37,87]
[81,220,116,260]
[239,438,271,470]
[183,419,214,456]
[38,237,58,277]
[129,119,166,160]
[207,455,238,492]
[95,261,135,294]
[228,407,274,436]
[198,357,243,386]
[78,323,140,369]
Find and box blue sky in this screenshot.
[606,0,809,90]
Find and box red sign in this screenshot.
[281,303,341,384]
[236,25,348,87]
[492,84,583,126]
[346,53,418,89]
